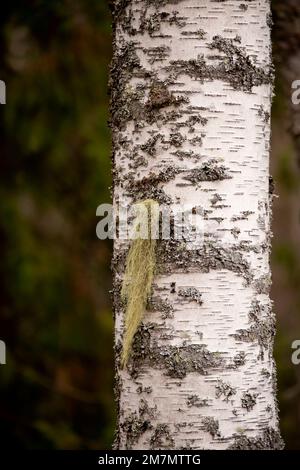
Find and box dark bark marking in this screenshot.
[215,380,237,402]
[202,417,220,438]
[241,391,257,412]
[183,160,231,184]
[150,424,175,449]
[168,35,273,92]
[228,428,284,450]
[186,394,209,408]
[178,287,203,305]
[233,300,276,359]
[127,323,224,379]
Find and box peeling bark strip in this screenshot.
[111,0,283,450]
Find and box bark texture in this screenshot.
[111,0,283,450]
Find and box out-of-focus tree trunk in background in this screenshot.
[111,0,283,449]
[271,0,300,449]
[273,0,300,167]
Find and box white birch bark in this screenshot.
[110,0,283,450]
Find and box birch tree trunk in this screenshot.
[110,0,283,450]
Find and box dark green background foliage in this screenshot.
[0,0,114,449]
[0,0,299,449]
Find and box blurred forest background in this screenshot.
[0,0,300,449]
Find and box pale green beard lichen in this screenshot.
[121,199,159,368]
